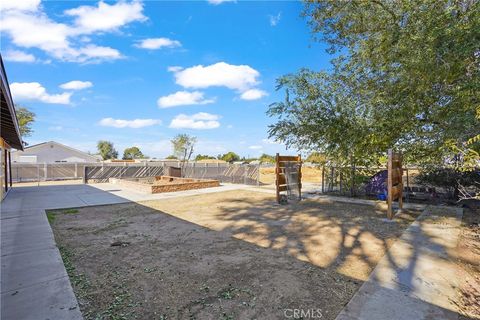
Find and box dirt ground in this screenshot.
[455,201,480,319]
[260,167,323,185]
[50,190,419,320]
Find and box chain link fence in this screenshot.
[318,165,466,203]
[12,162,261,186]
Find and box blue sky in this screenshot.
[1,0,331,158]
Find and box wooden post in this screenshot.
[387,149,404,219]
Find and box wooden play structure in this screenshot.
[387,149,404,219]
[275,153,302,203]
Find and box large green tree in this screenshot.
[219,151,240,163]
[269,0,480,167]
[122,146,145,160]
[259,153,275,164]
[268,69,384,166]
[97,140,118,160]
[15,105,36,138]
[195,154,216,161]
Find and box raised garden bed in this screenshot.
[109,176,220,193]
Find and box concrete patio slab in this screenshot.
[1,277,82,320]
[1,231,56,256]
[1,248,67,293]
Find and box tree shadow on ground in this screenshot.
[40,185,460,319]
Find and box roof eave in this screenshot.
[0,55,24,150]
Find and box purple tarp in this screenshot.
[365,170,387,195]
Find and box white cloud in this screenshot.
[157,91,215,108]
[1,11,72,56]
[3,49,36,63]
[59,80,93,90]
[0,0,142,63]
[249,145,263,150]
[240,89,268,100]
[167,66,183,72]
[99,118,161,129]
[0,0,40,12]
[65,1,146,34]
[269,12,281,26]
[169,112,220,130]
[207,0,235,5]
[11,82,72,104]
[74,44,123,63]
[171,62,260,92]
[135,37,181,50]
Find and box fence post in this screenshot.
[44,163,48,181]
[330,167,334,192]
[75,163,78,179]
[257,164,260,186]
[406,168,410,203]
[322,166,325,193]
[244,165,247,185]
[339,170,343,194]
[83,166,87,184]
[350,163,356,197]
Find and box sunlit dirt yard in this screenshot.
[49,190,419,320]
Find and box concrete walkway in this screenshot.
[336,205,464,320]
[1,182,251,320]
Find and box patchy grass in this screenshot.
[46,208,79,225]
[59,245,139,320]
[47,212,56,224]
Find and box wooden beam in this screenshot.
[387,149,403,219]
